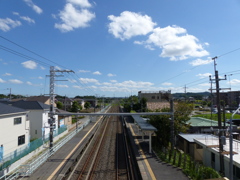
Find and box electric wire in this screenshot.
[0,35,68,70]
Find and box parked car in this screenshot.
[225,110,230,113]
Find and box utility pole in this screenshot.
[48,66,74,151]
[210,57,229,175]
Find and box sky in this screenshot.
[1,0,240,98]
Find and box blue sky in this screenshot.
[1,0,240,98]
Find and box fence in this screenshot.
[0,125,67,171]
[154,148,222,180]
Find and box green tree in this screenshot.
[71,101,81,112]
[84,101,91,109]
[56,101,63,109]
[149,102,193,148]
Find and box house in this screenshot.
[177,134,206,162]
[194,134,240,180]
[25,96,56,107]
[0,103,30,157]
[9,100,58,140]
[187,117,237,134]
[138,90,171,110]
[55,109,72,128]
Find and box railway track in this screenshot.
[65,105,140,180]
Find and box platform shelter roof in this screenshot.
[132,115,157,131]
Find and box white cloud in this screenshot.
[40,66,45,70]
[54,2,95,32]
[196,73,212,79]
[79,78,99,84]
[9,79,23,84]
[79,69,90,73]
[108,11,156,40]
[189,57,212,66]
[21,60,37,69]
[23,0,43,14]
[115,80,154,88]
[73,85,84,89]
[56,84,69,88]
[26,81,33,85]
[162,82,173,86]
[67,78,77,83]
[230,79,240,85]
[20,16,35,24]
[144,26,209,60]
[110,80,117,83]
[26,81,42,86]
[93,71,101,75]
[3,73,12,76]
[13,12,35,24]
[0,18,21,32]
[38,76,43,79]
[0,78,6,83]
[199,83,210,87]
[67,0,92,8]
[107,73,116,77]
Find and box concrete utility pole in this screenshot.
[210,57,228,175]
[48,66,74,150]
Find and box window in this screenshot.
[14,117,22,125]
[18,135,25,146]
[35,130,37,134]
[152,96,155,99]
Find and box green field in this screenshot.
[193,113,240,121]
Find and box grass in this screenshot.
[193,113,240,121]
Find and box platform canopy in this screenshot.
[132,115,157,132]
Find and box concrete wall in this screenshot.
[0,113,30,156]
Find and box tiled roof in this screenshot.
[26,96,50,103]
[187,117,230,127]
[0,102,27,115]
[11,100,50,110]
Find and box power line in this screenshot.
[0,35,68,69]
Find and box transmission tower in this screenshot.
[48,66,74,150]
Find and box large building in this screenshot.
[138,90,171,110]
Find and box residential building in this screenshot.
[138,90,171,110]
[9,100,58,140]
[0,103,30,156]
[186,117,237,134]
[25,96,57,107]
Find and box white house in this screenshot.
[0,102,30,157]
[9,100,58,140]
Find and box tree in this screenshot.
[56,101,63,109]
[71,101,81,112]
[84,101,91,110]
[148,101,193,148]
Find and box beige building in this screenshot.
[138,90,171,110]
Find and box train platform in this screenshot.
[20,116,100,180]
[125,117,190,180]
[20,114,189,180]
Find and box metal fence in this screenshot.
[0,125,67,171]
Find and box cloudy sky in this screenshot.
[1,0,240,97]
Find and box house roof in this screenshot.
[0,102,28,115]
[187,117,231,127]
[178,133,213,143]
[11,100,50,110]
[132,115,157,131]
[26,96,50,103]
